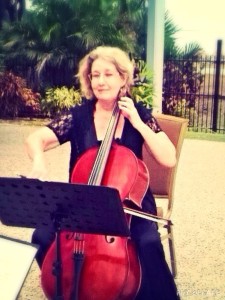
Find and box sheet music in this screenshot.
[0,235,38,300]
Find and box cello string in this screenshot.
[88,103,120,185]
[88,90,123,185]
[90,106,119,185]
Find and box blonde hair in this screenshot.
[77,46,134,99]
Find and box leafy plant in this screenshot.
[41,86,82,117]
[0,71,40,118]
[131,59,154,108]
[20,87,41,116]
[163,57,204,117]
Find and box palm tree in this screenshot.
[0,0,25,29]
[162,12,203,116]
[0,0,143,90]
[164,11,202,59]
[0,1,202,93]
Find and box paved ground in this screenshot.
[0,121,225,300]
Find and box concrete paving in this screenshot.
[0,121,225,300]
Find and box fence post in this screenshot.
[212,39,222,132]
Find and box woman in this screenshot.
[25,46,180,299]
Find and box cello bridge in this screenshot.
[73,233,85,254]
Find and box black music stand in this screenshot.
[0,177,130,300]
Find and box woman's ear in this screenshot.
[119,86,127,98]
[121,73,128,84]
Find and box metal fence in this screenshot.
[163,42,225,133]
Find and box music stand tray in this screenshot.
[0,177,130,236]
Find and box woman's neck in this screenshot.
[96,99,116,112]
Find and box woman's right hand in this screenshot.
[27,153,48,181]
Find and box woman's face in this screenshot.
[90,58,126,103]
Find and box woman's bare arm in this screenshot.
[24,127,60,179]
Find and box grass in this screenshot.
[185,130,225,142]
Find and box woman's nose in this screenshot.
[98,74,106,84]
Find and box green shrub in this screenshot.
[131,60,154,108]
[41,86,82,117]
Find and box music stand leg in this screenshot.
[71,251,84,300]
[52,218,63,300]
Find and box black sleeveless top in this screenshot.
[47,98,162,214]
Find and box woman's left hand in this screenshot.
[118,97,143,129]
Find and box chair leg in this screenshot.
[167,225,177,278]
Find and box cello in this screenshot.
[41,99,150,299]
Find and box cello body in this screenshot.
[41,228,140,300]
[41,144,149,299]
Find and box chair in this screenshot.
[142,114,188,278]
